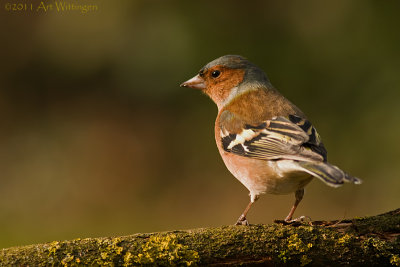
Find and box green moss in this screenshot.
[391,254,400,266]
[271,226,316,266]
[266,223,367,266]
[337,233,352,245]
[300,254,312,266]
[123,252,134,267]
[131,234,199,266]
[0,209,399,266]
[354,210,400,235]
[93,237,125,266]
[61,253,74,266]
[278,233,313,264]
[361,237,389,253]
[360,236,400,266]
[47,241,61,257]
[42,236,131,266]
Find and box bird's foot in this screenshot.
[287,215,312,223]
[235,214,249,226]
[275,216,312,225]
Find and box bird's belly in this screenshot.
[262,167,313,195]
[220,152,313,196]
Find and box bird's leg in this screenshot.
[235,195,258,226]
[235,201,253,225]
[284,188,304,222]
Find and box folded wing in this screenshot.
[219,112,361,186]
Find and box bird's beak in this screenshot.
[180,75,206,90]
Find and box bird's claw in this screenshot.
[284,215,312,225]
[235,215,249,226]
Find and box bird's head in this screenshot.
[181,55,271,110]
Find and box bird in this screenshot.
[180,55,362,225]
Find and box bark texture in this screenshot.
[1,209,399,266]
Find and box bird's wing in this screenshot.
[219,111,327,162]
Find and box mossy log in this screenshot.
[1,209,399,266]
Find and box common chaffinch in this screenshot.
[181,55,361,225]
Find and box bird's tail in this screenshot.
[297,161,362,187]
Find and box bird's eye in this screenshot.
[211,70,221,78]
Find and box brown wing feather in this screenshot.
[220,111,326,162]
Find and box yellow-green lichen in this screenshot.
[0,209,399,266]
[337,233,352,245]
[47,241,61,257]
[361,236,391,257]
[300,254,312,266]
[333,232,355,255]
[272,224,367,266]
[278,233,313,265]
[361,236,400,266]
[61,253,74,266]
[287,234,313,253]
[132,234,199,266]
[391,254,400,266]
[94,237,125,266]
[123,252,134,267]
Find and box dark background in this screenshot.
[0,0,399,248]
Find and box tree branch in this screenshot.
[1,209,399,266]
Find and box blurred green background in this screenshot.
[0,0,399,248]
